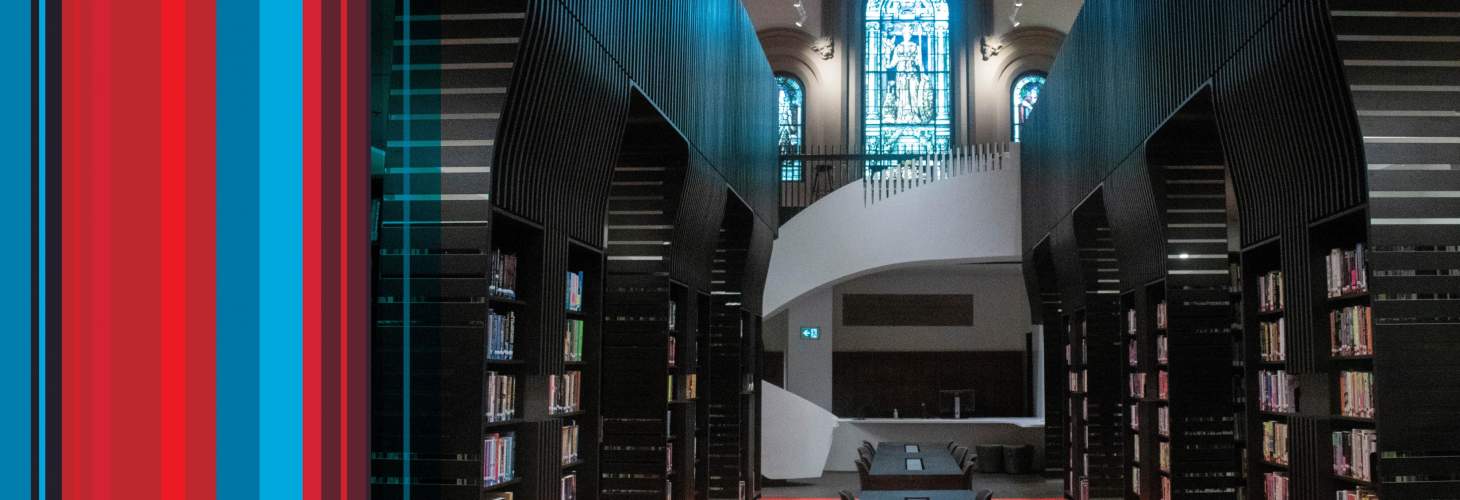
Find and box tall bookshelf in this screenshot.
[1312,209,1376,500]
[1065,314,1089,500]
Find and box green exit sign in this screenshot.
[801,327,820,340]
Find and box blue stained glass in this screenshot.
[864,0,950,155]
[1011,72,1046,143]
[777,75,806,181]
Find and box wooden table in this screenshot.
[858,491,976,500]
[864,442,966,490]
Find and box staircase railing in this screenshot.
[777,144,1018,222]
[863,143,1018,205]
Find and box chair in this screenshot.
[857,447,874,465]
[855,458,871,490]
[974,489,994,500]
[838,490,856,500]
[952,445,969,464]
[946,441,957,451]
[862,440,875,451]
[962,462,978,490]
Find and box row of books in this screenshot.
[1133,434,1141,461]
[483,431,516,486]
[1333,428,1377,482]
[1158,441,1170,472]
[560,473,577,500]
[1127,309,1138,335]
[1068,370,1088,393]
[1262,420,1290,465]
[561,422,580,465]
[485,371,518,422]
[667,336,677,368]
[1156,335,1168,364]
[1157,370,1169,401]
[1129,373,1146,399]
[550,371,582,414]
[1128,341,1139,367]
[668,300,677,332]
[1160,476,1170,500]
[488,311,517,361]
[490,250,519,300]
[1326,243,1368,298]
[1260,318,1286,362]
[566,271,584,312]
[1336,489,1378,500]
[1330,305,1373,357]
[564,319,585,362]
[1339,370,1376,418]
[1157,406,1169,437]
[1156,302,1168,330]
[1131,466,1140,496]
[1264,472,1289,500]
[1130,404,1139,430]
[1258,270,1285,312]
[1259,370,1297,413]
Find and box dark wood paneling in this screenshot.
[831,351,1026,418]
[841,294,975,326]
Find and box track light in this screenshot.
[1009,15,1020,27]
[1014,0,1023,6]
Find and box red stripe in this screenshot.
[342,0,371,494]
[60,0,92,495]
[113,0,165,495]
[304,0,324,498]
[184,0,219,497]
[160,0,188,494]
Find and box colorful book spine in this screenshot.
[485,371,517,422]
[1158,406,1169,437]
[1260,318,1286,362]
[1326,243,1368,298]
[564,319,584,362]
[489,251,518,299]
[488,311,516,361]
[1157,370,1169,401]
[1339,370,1376,419]
[1263,420,1289,465]
[1130,373,1147,399]
[1259,370,1296,413]
[1259,271,1284,312]
[550,371,583,414]
[1330,305,1373,357]
[1156,335,1168,364]
[1333,429,1377,482]
[483,431,516,486]
[1264,472,1289,500]
[565,271,584,312]
[1156,302,1168,330]
[562,423,580,465]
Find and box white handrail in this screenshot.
[864,143,1019,205]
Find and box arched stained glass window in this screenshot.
[777,75,806,181]
[1011,72,1046,143]
[864,0,951,155]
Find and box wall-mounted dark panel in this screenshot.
[831,351,1027,418]
[841,294,975,326]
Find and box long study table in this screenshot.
[864,442,966,490]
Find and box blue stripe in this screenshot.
[257,0,304,498]
[1,0,31,497]
[216,0,261,497]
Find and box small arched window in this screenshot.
[776,74,806,181]
[1011,72,1047,143]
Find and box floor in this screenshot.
[763,471,1064,500]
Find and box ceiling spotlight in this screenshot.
[1009,15,1021,27]
[795,20,804,27]
[1014,0,1023,6]
[793,1,802,6]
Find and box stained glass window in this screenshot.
[1011,72,1046,143]
[777,75,806,182]
[864,0,951,155]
